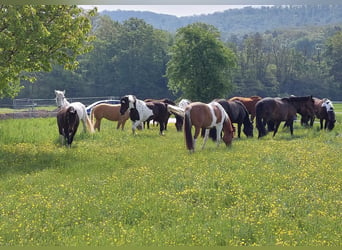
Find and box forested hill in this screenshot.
[101,5,342,36]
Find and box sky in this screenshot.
[79,5,253,17]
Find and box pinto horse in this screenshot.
[120,95,170,135]
[184,102,234,152]
[256,96,315,138]
[302,98,336,130]
[228,96,262,123]
[57,106,79,147]
[55,90,94,133]
[90,103,130,131]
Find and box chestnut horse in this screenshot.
[228,96,262,123]
[57,106,79,147]
[184,102,234,153]
[90,103,130,131]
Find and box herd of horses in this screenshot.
[55,90,336,152]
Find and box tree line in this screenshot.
[1,6,342,105]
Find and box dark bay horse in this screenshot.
[216,99,253,138]
[144,98,183,131]
[120,95,170,135]
[57,106,79,147]
[184,102,234,153]
[302,98,336,130]
[90,103,130,131]
[228,96,262,123]
[256,96,315,138]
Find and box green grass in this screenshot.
[0,115,341,246]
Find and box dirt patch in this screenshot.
[0,110,58,120]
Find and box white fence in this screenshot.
[11,96,120,110]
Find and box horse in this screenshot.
[183,101,234,153]
[120,95,170,135]
[178,99,192,110]
[144,98,183,132]
[255,96,315,138]
[228,96,262,123]
[57,106,79,147]
[54,90,94,133]
[90,103,130,131]
[213,99,253,138]
[302,98,336,130]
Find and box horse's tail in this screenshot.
[86,111,95,133]
[255,102,266,138]
[184,108,194,151]
[90,107,95,125]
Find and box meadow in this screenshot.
[0,105,341,246]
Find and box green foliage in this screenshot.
[0,5,96,98]
[0,115,341,246]
[166,23,236,102]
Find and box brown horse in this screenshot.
[228,96,262,123]
[144,98,183,131]
[256,96,315,138]
[90,103,129,131]
[184,102,234,153]
[57,106,79,147]
[302,98,336,130]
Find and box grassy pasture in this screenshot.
[0,109,341,246]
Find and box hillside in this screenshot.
[101,5,342,36]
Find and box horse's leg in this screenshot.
[215,124,223,146]
[237,123,242,138]
[289,121,294,135]
[320,119,324,130]
[117,119,121,130]
[201,128,209,150]
[159,119,165,135]
[121,119,127,130]
[272,121,281,137]
[95,118,101,131]
[132,120,141,134]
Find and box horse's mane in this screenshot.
[288,96,312,102]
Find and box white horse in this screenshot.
[54,90,94,133]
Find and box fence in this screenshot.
[11,96,120,110]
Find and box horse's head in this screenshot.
[327,111,336,130]
[120,95,136,115]
[175,115,183,132]
[222,117,234,146]
[55,90,66,108]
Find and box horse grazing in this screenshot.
[255,96,315,138]
[57,106,79,147]
[183,102,234,153]
[54,90,94,133]
[228,96,262,123]
[144,98,183,132]
[217,99,253,138]
[120,95,170,135]
[302,98,336,130]
[90,103,129,131]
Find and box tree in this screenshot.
[0,5,96,98]
[166,23,236,102]
[326,30,342,84]
[113,18,171,98]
